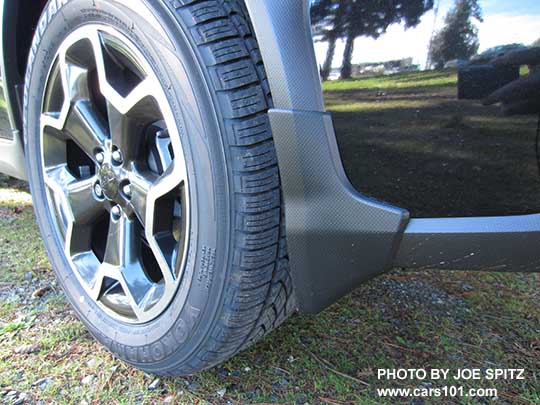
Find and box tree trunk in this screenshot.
[321,0,346,81]
[321,35,337,81]
[340,33,355,80]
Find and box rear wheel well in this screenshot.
[16,1,48,79]
[4,0,48,128]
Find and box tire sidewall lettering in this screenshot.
[99,305,201,363]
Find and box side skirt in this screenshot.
[395,216,540,272]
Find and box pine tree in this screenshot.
[428,0,483,69]
[311,0,346,81]
[311,0,434,80]
[338,0,434,79]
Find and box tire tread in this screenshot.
[164,0,296,374]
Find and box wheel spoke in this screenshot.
[44,166,77,237]
[142,161,187,284]
[128,169,158,226]
[118,263,155,316]
[90,264,152,320]
[91,29,156,115]
[156,160,188,191]
[64,101,108,161]
[41,43,94,131]
[45,165,104,226]
[123,78,156,113]
[105,77,156,116]
[61,60,91,102]
[103,213,138,268]
[67,177,105,224]
[100,214,155,318]
[88,266,107,301]
[40,113,65,132]
[106,101,144,162]
[44,164,76,191]
[45,166,105,258]
[72,252,102,295]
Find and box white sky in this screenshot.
[314,0,540,69]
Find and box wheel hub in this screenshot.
[39,25,190,324]
[99,162,119,200]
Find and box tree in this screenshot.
[339,0,434,79]
[311,0,434,80]
[428,0,483,69]
[311,0,346,81]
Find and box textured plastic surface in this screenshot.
[245,0,408,312]
[396,215,540,272]
[244,0,325,112]
[268,110,408,313]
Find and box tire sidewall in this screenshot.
[24,0,233,370]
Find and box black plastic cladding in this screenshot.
[395,216,540,272]
[269,110,408,313]
[244,0,409,313]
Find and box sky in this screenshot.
[314,0,540,69]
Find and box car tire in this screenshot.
[23,0,295,375]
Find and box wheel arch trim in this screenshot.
[244,0,410,313]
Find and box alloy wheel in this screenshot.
[39,25,190,323]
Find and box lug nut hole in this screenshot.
[93,182,104,199]
[111,205,122,220]
[111,147,123,165]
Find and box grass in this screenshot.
[322,70,458,93]
[1,71,540,403]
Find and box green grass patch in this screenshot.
[322,69,457,92]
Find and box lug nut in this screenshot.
[112,150,123,164]
[95,152,105,164]
[156,128,169,138]
[94,182,103,199]
[111,205,122,220]
[122,184,132,198]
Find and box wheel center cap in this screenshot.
[99,164,119,200]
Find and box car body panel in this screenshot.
[0,0,26,180]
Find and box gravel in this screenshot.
[216,388,226,398]
[81,375,95,385]
[360,273,469,323]
[148,378,161,391]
